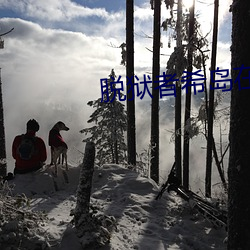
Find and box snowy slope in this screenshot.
[2,164,227,250]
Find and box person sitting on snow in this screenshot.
[12,119,47,174]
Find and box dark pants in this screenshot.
[14,165,43,175]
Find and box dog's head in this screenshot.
[53,121,69,131]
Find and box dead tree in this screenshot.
[74,142,96,225]
[74,142,115,248]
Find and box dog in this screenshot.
[48,121,69,176]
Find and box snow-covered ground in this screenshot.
[1,164,227,250]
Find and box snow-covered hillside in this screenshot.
[1,164,227,249]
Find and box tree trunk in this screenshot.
[74,142,95,227]
[0,70,7,177]
[175,0,183,183]
[183,0,195,190]
[228,0,250,249]
[74,142,116,248]
[112,100,119,164]
[150,0,161,184]
[126,0,136,166]
[211,137,227,191]
[114,140,118,164]
[205,0,219,198]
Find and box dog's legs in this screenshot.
[52,147,68,176]
[54,163,58,177]
[50,147,54,165]
[64,153,68,171]
[61,152,68,171]
[61,153,65,165]
[52,148,60,177]
[57,154,61,164]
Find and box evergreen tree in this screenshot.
[80,69,127,166]
[163,1,209,186]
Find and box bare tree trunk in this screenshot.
[0,30,13,178]
[150,0,161,184]
[0,70,7,177]
[114,140,118,164]
[183,0,195,190]
[205,0,219,198]
[74,142,95,226]
[112,100,119,164]
[228,0,250,248]
[211,137,227,191]
[175,0,183,183]
[74,142,116,248]
[126,0,136,166]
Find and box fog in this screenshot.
[0,0,232,193]
[135,92,230,193]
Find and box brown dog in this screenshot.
[48,121,69,176]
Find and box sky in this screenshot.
[0,0,232,190]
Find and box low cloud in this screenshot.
[0,17,125,170]
[0,0,232,194]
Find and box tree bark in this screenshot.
[0,70,7,177]
[74,142,95,227]
[228,0,250,249]
[211,137,227,191]
[126,0,136,166]
[183,0,195,190]
[150,0,161,184]
[175,0,183,183]
[112,100,119,164]
[74,142,116,248]
[205,0,219,198]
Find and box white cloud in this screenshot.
[1,18,128,106]
[0,0,110,21]
[134,4,153,21]
[0,0,232,182]
[0,17,126,169]
[195,0,231,36]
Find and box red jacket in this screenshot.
[12,131,47,171]
[48,128,68,149]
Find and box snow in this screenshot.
[2,164,227,250]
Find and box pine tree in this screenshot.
[80,69,127,166]
[163,1,209,186]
